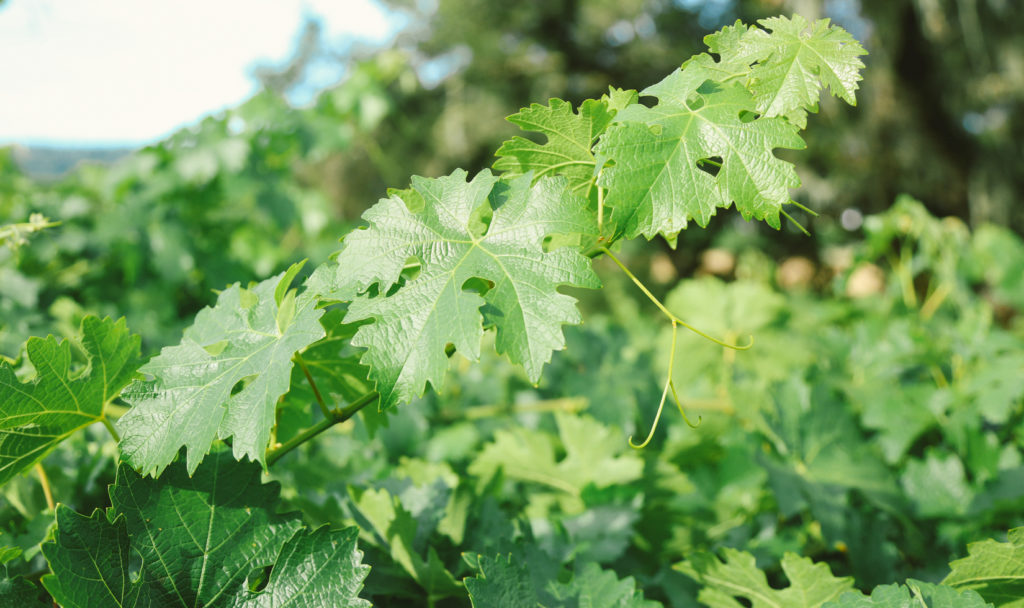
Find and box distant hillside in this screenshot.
[9,144,135,179]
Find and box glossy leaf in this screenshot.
[494,89,636,195]
[712,15,868,128]
[597,63,805,241]
[313,169,599,410]
[118,270,325,475]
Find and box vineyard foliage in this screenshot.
[1,13,1024,608]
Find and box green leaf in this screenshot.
[901,451,973,518]
[494,96,617,195]
[0,574,49,607]
[944,527,1024,607]
[0,316,141,486]
[823,581,994,608]
[466,554,660,608]
[728,15,868,128]
[348,486,461,598]
[468,412,642,512]
[314,169,599,410]
[596,63,805,240]
[41,451,370,608]
[41,507,139,608]
[118,269,325,475]
[465,554,537,608]
[678,549,854,608]
[280,307,373,441]
[548,562,661,608]
[229,527,371,608]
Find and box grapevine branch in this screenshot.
[294,352,332,418]
[266,390,379,467]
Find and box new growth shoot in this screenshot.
[599,246,752,448]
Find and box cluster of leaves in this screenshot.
[5,12,1020,608]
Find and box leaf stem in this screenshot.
[266,391,379,468]
[598,247,753,350]
[787,200,818,217]
[630,322,702,449]
[101,416,121,442]
[294,353,331,418]
[596,174,605,233]
[35,464,54,511]
[780,209,810,236]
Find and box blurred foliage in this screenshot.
[0,52,418,353]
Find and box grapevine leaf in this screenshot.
[597,63,804,241]
[548,562,661,607]
[41,451,370,608]
[466,554,660,608]
[465,554,537,608]
[468,412,642,510]
[0,574,49,607]
[823,581,993,608]
[228,527,371,608]
[677,549,854,608]
[0,316,141,486]
[494,94,621,195]
[901,451,973,518]
[118,270,325,476]
[729,15,868,128]
[40,507,139,608]
[348,486,461,598]
[944,527,1024,607]
[315,169,599,410]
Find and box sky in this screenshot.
[0,0,398,147]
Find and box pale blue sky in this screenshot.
[0,0,398,146]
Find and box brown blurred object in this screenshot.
[776,256,816,290]
[700,248,736,276]
[846,262,885,298]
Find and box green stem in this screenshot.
[780,209,810,236]
[35,464,54,512]
[101,416,121,442]
[294,353,331,418]
[787,200,819,217]
[697,157,723,168]
[447,396,588,421]
[598,247,753,350]
[266,391,378,468]
[630,321,676,449]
